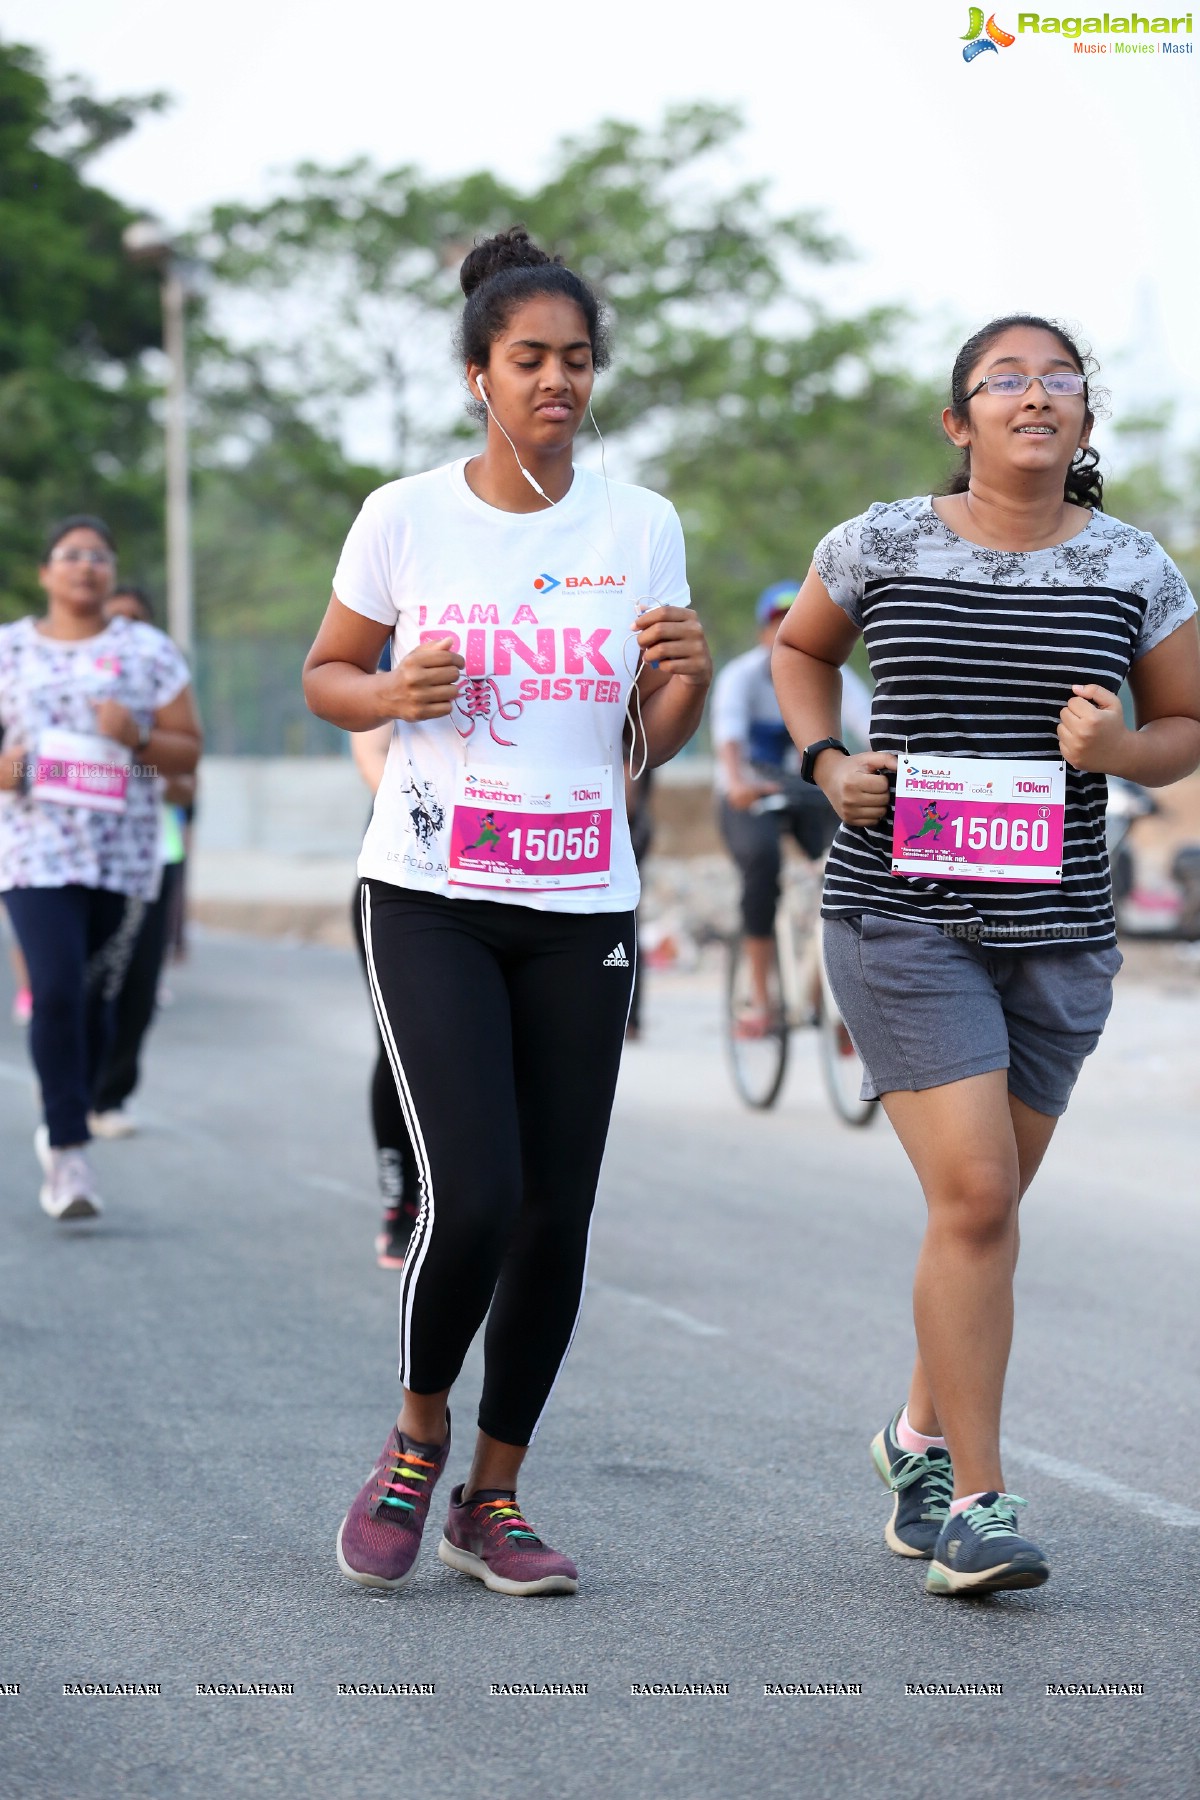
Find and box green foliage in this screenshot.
[0,38,168,617]
[1105,411,1200,595]
[197,104,950,652]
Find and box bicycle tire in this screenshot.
[816,969,877,1128]
[725,933,789,1110]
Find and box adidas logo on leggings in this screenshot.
[603,943,630,968]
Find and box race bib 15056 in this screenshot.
[449,764,612,892]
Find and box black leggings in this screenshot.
[360,879,635,1446]
[350,885,420,1210]
[92,861,183,1114]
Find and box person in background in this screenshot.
[7,935,32,1024]
[87,583,197,1137]
[623,760,654,1040]
[350,714,421,1268]
[713,581,871,1032]
[0,519,200,1217]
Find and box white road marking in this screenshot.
[590,1280,725,1338]
[1004,1441,1200,1528]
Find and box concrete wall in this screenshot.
[194,755,720,858]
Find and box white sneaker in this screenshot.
[34,1123,51,1174]
[38,1145,103,1220]
[88,1108,137,1140]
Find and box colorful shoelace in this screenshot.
[478,1498,540,1544]
[377,1448,437,1518]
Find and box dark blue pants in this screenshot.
[3,885,140,1146]
[92,861,183,1114]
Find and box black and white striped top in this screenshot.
[815,497,1197,951]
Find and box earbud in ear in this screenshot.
[475,375,488,401]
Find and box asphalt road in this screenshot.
[2,932,1198,1800]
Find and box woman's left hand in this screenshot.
[634,606,712,689]
[1057,684,1128,773]
[92,697,139,748]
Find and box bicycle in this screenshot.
[724,795,877,1126]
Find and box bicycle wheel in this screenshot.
[725,933,789,1110]
[816,962,877,1128]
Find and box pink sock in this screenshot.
[949,1490,988,1517]
[895,1406,947,1454]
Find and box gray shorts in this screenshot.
[823,913,1122,1117]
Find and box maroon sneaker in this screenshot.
[437,1484,578,1596]
[336,1418,450,1589]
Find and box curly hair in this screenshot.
[455,226,610,417]
[942,315,1105,511]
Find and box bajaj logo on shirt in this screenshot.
[532,572,627,592]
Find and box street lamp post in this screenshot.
[123,219,194,657]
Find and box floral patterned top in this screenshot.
[0,615,191,900]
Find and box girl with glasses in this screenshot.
[772,316,1200,1597]
[0,517,202,1219]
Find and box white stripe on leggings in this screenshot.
[359,881,435,1387]
[526,923,637,1443]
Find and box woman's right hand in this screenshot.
[0,744,28,793]
[378,638,466,723]
[820,750,897,826]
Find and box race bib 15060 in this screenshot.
[449,764,612,892]
[891,755,1066,885]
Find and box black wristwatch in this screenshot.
[799,737,848,785]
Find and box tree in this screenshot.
[196,105,950,653]
[0,37,169,617]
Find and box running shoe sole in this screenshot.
[87,1111,137,1139]
[926,1556,1050,1597]
[870,1426,933,1560]
[436,1536,578,1597]
[38,1184,101,1221]
[335,1518,417,1590]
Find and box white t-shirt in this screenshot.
[332,459,690,912]
[0,616,190,901]
[710,644,873,793]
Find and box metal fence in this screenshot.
[191,638,347,756]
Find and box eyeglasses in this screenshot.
[964,372,1087,400]
[49,548,116,566]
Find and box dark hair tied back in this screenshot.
[456,226,610,406]
[943,314,1106,512]
[42,514,116,562]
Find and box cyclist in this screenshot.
[0,518,201,1217]
[713,582,869,1032]
[303,227,711,1596]
[773,316,1200,1597]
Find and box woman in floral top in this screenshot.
[0,516,202,1220]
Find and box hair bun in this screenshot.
[459,226,560,298]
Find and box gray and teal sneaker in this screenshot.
[871,1409,954,1559]
[926,1492,1050,1596]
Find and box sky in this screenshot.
[6,0,1200,467]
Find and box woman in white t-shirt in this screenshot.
[0,516,202,1220]
[304,227,712,1597]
